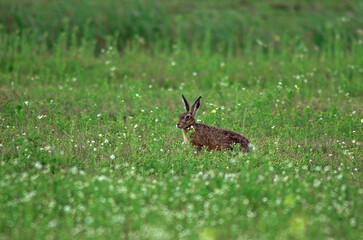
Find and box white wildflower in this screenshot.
[34,162,42,170]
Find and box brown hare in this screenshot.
[177,95,250,152]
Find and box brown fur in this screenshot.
[177,95,250,153]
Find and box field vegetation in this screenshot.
[0,0,362,239]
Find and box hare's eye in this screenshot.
[186,115,190,119]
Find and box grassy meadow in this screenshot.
[0,0,363,239]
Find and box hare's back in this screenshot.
[195,123,249,151]
[221,129,249,150]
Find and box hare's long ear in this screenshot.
[182,94,189,112]
[191,96,201,116]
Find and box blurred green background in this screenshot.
[1,0,362,51]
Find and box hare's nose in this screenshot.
[176,124,180,128]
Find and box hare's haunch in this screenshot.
[177,95,250,152]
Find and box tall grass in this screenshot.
[1,0,362,50]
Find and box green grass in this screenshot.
[1,0,362,50]
[1,1,363,239]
